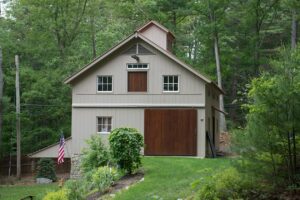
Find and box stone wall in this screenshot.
[70,154,81,179]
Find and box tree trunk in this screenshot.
[0,48,3,155]
[291,8,297,176]
[214,33,227,132]
[207,0,227,132]
[291,9,297,49]
[15,55,21,179]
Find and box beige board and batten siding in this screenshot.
[72,39,206,105]
[70,39,208,157]
[205,84,221,154]
[71,107,206,158]
[71,108,144,155]
[138,24,168,50]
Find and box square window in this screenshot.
[163,75,179,92]
[97,117,112,133]
[97,76,113,92]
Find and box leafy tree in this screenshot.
[232,47,300,185]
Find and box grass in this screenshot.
[114,157,232,200]
[0,157,231,200]
[0,183,58,200]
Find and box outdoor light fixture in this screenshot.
[131,54,140,62]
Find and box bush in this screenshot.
[81,134,109,173]
[92,166,119,193]
[193,167,262,200]
[36,158,57,181]
[109,128,144,174]
[43,189,68,200]
[64,179,86,200]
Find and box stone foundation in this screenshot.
[70,154,81,179]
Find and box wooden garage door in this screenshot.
[144,109,197,156]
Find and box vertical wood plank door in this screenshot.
[144,109,197,156]
[128,72,147,92]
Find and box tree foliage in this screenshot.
[36,158,57,181]
[232,47,300,186]
[0,0,298,157]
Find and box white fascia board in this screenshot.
[72,103,205,108]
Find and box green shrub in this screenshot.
[81,134,109,173]
[92,166,119,193]
[64,179,86,200]
[193,167,261,200]
[43,189,68,200]
[109,127,144,174]
[36,158,57,181]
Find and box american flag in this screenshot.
[57,134,65,164]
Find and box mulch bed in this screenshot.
[86,172,144,200]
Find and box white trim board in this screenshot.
[72,103,205,108]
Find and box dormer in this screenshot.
[137,21,175,52]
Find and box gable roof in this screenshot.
[136,20,175,38]
[27,137,72,157]
[64,22,224,94]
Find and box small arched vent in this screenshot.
[123,43,154,55]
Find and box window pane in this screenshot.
[98,85,103,91]
[169,76,173,83]
[169,84,173,91]
[128,64,132,68]
[108,84,112,91]
[103,84,107,91]
[163,76,168,84]
[174,76,178,83]
[98,77,103,84]
[108,76,112,83]
[103,77,107,84]
[163,84,168,91]
[174,84,178,91]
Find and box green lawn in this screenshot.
[0,157,231,200]
[0,183,58,200]
[114,157,231,200]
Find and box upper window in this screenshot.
[127,63,148,69]
[163,75,179,92]
[97,76,112,92]
[97,117,112,133]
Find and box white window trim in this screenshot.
[127,63,149,71]
[162,75,180,93]
[97,116,113,134]
[96,75,113,93]
[127,64,149,93]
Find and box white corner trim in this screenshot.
[72,103,205,108]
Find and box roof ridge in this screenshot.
[136,20,175,38]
